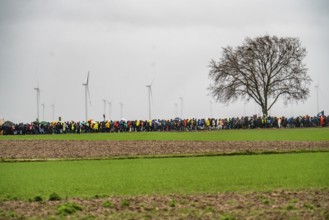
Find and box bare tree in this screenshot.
[208,35,312,116]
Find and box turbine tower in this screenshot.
[107,100,112,120]
[146,82,153,120]
[34,84,40,122]
[315,83,319,113]
[102,99,106,121]
[174,103,178,118]
[82,71,91,121]
[179,97,183,119]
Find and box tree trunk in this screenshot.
[262,105,268,116]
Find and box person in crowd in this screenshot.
[2,114,328,135]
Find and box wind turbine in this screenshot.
[102,99,106,121]
[82,71,91,122]
[174,103,178,118]
[146,81,154,120]
[34,83,40,122]
[315,83,320,113]
[179,97,183,119]
[107,100,112,120]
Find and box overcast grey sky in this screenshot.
[0,0,328,122]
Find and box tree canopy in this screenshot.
[208,35,312,115]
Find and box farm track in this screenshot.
[1,190,328,219]
[0,140,329,160]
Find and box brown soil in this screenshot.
[1,140,329,160]
[1,190,328,219]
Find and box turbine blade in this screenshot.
[86,71,90,85]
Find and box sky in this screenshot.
[0,0,328,123]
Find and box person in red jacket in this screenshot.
[320,115,325,127]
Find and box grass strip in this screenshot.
[0,152,328,200]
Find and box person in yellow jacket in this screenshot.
[135,120,140,132]
[205,118,210,130]
[105,121,111,132]
[105,121,110,128]
[94,122,99,131]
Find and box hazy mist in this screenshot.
[1,0,328,122]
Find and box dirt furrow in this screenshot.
[1,190,328,219]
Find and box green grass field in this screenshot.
[0,152,328,200]
[0,127,329,141]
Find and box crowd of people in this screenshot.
[1,114,328,135]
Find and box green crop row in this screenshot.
[0,152,328,200]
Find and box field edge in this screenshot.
[1,148,329,163]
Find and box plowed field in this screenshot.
[1,190,328,219]
[1,140,329,160]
